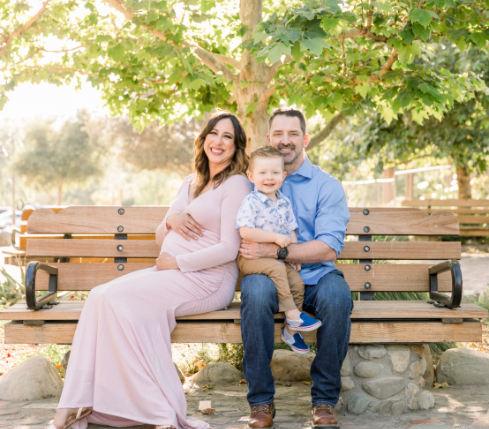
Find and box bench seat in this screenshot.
[1,301,486,344]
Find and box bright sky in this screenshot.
[0,81,108,120]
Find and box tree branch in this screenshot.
[102,0,238,82]
[214,54,241,70]
[0,0,51,56]
[267,55,293,82]
[306,113,346,151]
[339,27,388,43]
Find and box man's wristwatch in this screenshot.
[277,246,289,260]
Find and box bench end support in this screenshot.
[25,262,59,311]
[429,260,463,309]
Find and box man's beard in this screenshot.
[278,144,298,164]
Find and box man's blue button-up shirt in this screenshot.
[280,157,350,285]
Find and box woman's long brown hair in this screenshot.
[193,111,248,198]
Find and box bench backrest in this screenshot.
[26,206,460,296]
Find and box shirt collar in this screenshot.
[254,189,287,205]
[290,157,313,179]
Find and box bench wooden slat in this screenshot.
[2,301,486,321]
[16,234,155,250]
[426,208,489,215]
[347,208,459,235]
[3,319,483,344]
[402,199,489,208]
[29,262,454,292]
[454,215,489,225]
[26,239,461,260]
[28,207,169,234]
[27,207,459,236]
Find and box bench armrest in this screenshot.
[11,226,20,249]
[429,260,462,309]
[25,262,59,311]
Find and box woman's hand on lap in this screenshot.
[156,252,179,270]
[166,213,204,241]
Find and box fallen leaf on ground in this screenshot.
[412,420,441,424]
[201,408,215,415]
[433,381,450,389]
[303,381,312,385]
[240,379,247,384]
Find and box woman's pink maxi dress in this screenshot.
[58,174,251,429]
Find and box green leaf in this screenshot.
[397,43,421,63]
[371,1,392,12]
[469,32,487,48]
[108,44,125,62]
[409,8,434,28]
[254,31,269,44]
[188,78,207,90]
[320,17,339,32]
[267,43,291,63]
[291,43,303,62]
[418,82,440,98]
[95,35,112,43]
[300,38,329,56]
[412,23,430,41]
[355,83,370,99]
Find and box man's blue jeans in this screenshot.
[240,269,353,408]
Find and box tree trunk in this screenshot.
[456,166,472,199]
[58,180,63,205]
[237,0,270,150]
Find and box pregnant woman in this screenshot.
[47,111,251,429]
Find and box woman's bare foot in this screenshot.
[52,408,79,429]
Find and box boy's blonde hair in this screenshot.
[249,146,284,171]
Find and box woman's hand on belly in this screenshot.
[156,252,180,271]
[167,213,205,241]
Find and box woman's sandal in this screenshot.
[44,408,92,429]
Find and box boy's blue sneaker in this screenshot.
[281,327,309,354]
[285,313,322,332]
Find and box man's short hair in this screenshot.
[269,107,307,136]
[249,146,284,171]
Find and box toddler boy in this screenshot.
[236,146,322,354]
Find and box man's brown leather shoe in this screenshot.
[247,402,275,429]
[311,404,339,428]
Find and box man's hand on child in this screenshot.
[275,234,291,248]
[295,263,302,271]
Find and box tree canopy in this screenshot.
[13,113,105,204]
[1,0,488,149]
[312,45,489,198]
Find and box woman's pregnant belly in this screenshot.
[160,228,219,257]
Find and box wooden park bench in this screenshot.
[402,199,489,237]
[0,206,487,345]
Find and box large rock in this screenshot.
[347,395,371,415]
[405,383,420,410]
[409,357,427,380]
[386,346,411,374]
[358,346,386,360]
[191,363,243,383]
[0,355,63,401]
[269,349,315,382]
[363,377,406,400]
[418,390,435,410]
[436,348,489,385]
[354,362,383,378]
[340,351,351,376]
[422,345,434,388]
[341,377,354,392]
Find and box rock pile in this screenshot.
[338,344,435,415]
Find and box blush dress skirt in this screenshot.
[57,174,251,429]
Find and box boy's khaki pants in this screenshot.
[237,254,304,312]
